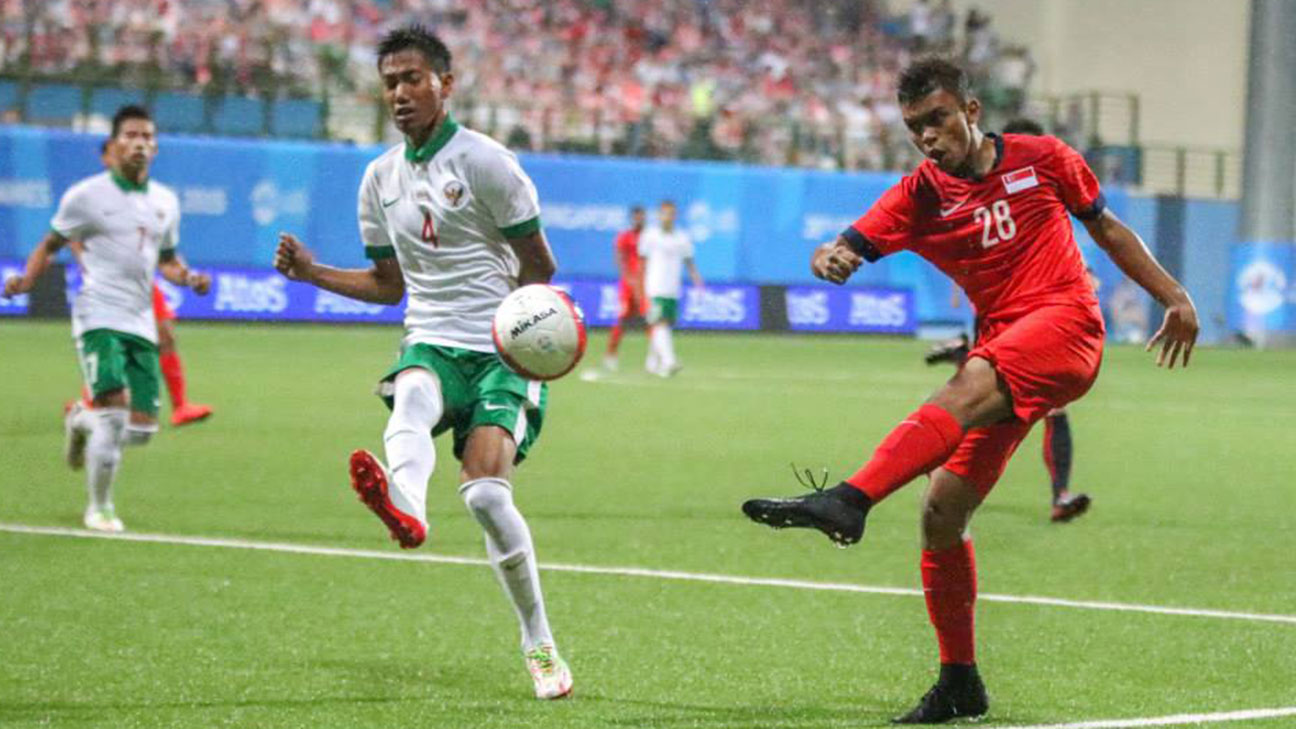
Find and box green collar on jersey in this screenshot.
[404,114,459,164]
[110,169,149,193]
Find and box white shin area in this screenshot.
[382,368,443,526]
[84,407,128,512]
[460,477,554,651]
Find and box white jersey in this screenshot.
[357,116,542,352]
[51,171,180,344]
[638,225,694,299]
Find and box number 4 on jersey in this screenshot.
[973,200,1016,248]
[422,210,438,247]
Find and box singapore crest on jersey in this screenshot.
[1001,167,1039,195]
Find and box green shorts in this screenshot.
[379,343,547,463]
[648,297,679,325]
[76,328,161,416]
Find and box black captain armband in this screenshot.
[1072,193,1107,221]
[158,249,177,263]
[840,227,882,262]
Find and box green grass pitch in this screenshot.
[2,320,1294,728]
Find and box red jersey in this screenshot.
[615,228,642,280]
[847,134,1103,322]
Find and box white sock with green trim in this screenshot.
[460,477,554,650]
[383,369,443,525]
[84,408,127,513]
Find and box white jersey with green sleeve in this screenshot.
[357,116,542,352]
[639,225,694,299]
[50,171,180,344]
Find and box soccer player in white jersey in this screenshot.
[3,105,211,532]
[638,200,703,376]
[272,26,572,700]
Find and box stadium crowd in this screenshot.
[1,0,1035,171]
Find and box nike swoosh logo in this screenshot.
[482,403,511,412]
[381,197,399,208]
[939,199,969,217]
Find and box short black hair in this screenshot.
[630,205,645,214]
[111,105,152,138]
[100,139,111,154]
[376,24,451,74]
[1003,117,1045,136]
[660,199,676,208]
[897,57,970,106]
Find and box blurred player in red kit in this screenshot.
[601,205,648,372]
[743,59,1198,723]
[924,116,1091,523]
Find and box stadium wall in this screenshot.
[898,0,1250,149]
[0,127,1258,343]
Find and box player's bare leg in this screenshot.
[743,357,1012,545]
[158,318,213,426]
[459,425,572,699]
[893,468,989,724]
[349,368,437,549]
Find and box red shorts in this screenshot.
[942,303,1104,495]
[152,283,176,322]
[618,281,647,319]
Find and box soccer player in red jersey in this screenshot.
[742,59,1198,724]
[924,116,1091,524]
[602,205,648,371]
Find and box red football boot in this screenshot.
[349,449,426,549]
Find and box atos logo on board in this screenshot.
[786,290,830,326]
[684,287,747,324]
[214,274,288,313]
[849,291,909,328]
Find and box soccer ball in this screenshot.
[492,284,588,381]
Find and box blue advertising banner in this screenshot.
[1228,241,1296,340]
[1,126,1148,331]
[62,263,406,324]
[785,285,916,335]
[0,257,29,316]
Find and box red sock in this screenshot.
[922,539,977,665]
[160,350,187,408]
[608,320,625,356]
[845,403,964,502]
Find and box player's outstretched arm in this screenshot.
[274,232,405,305]
[158,253,211,295]
[1082,210,1198,368]
[3,230,67,298]
[506,230,557,285]
[811,235,864,285]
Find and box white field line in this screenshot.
[4,523,1296,627]
[1004,706,1296,728]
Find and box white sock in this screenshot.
[659,324,677,369]
[646,326,662,373]
[460,477,554,650]
[124,423,157,447]
[85,408,127,513]
[383,369,443,525]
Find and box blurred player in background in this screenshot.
[3,105,211,532]
[65,140,214,427]
[639,199,703,377]
[923,116,1090,523]
[273,25,573,700]
[601,205,648,372]
[742,60,1198,723]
